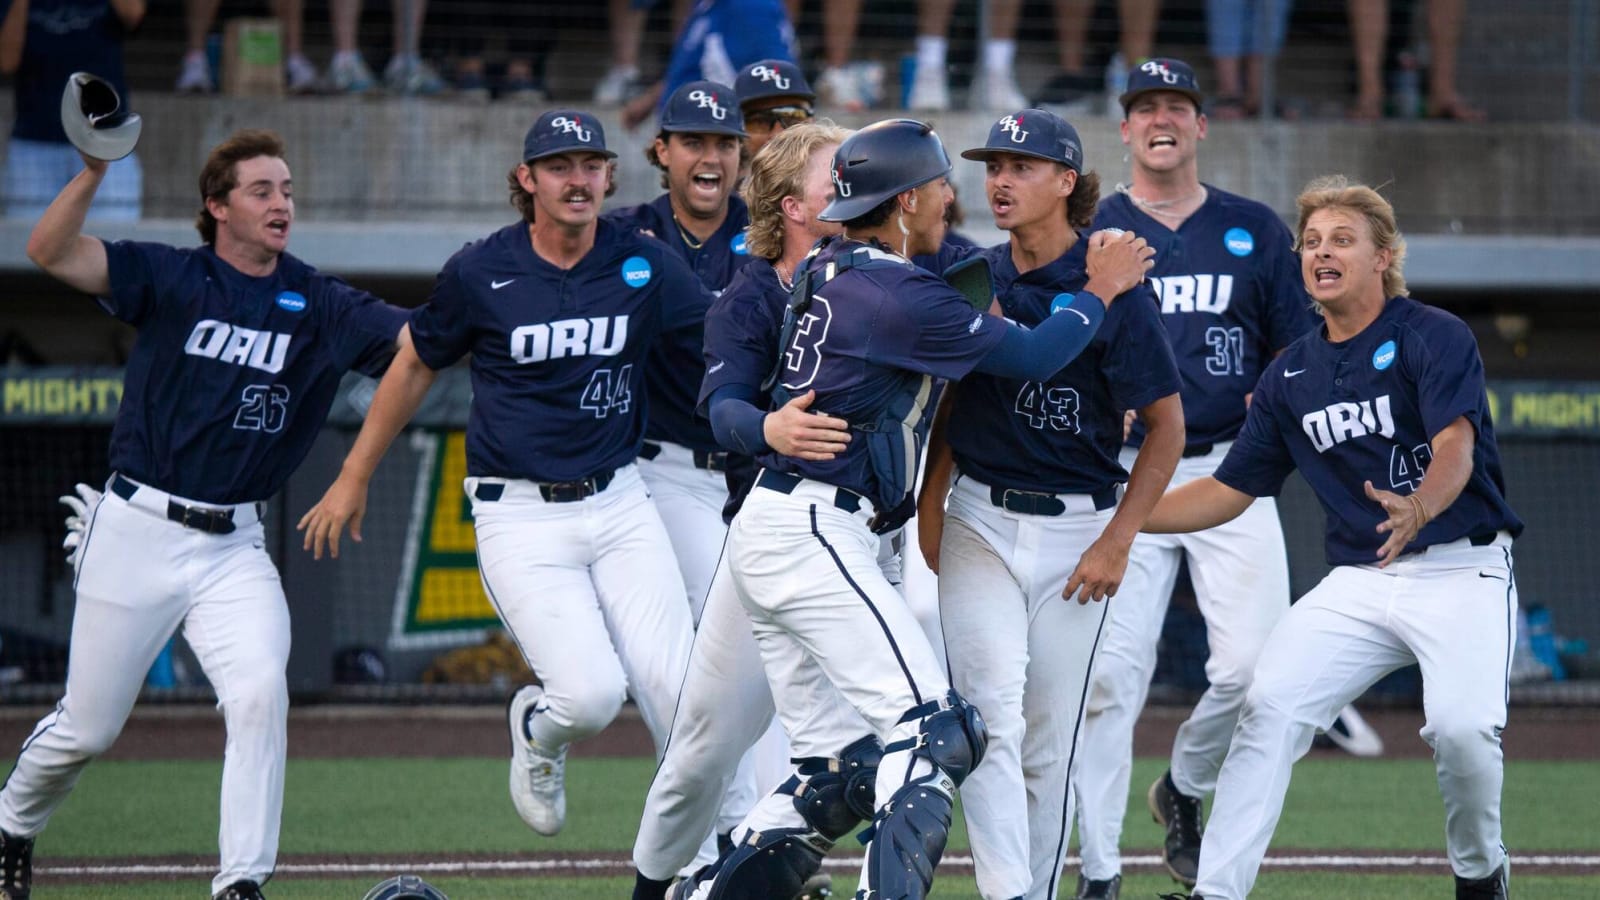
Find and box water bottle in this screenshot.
[1524,605,1567,681]
[1390,51,1422,119]
[1104,52,1129,119]
[900,55,917,110]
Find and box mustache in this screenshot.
[561,189,594,202]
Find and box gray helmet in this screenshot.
[362,874,449,900]
[818,118,951,222]
[60,72,143,162]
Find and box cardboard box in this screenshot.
[223,18,284,97]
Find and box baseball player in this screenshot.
[1068,57,1318,898]
[607,79,754,624]
[699,118,1154,899]
[298,111,703,840]
[632,120,869,900]
[0,129,409,900]
[917,108,1184,900]
[736,58,816,161]
[1148,176,1521,900]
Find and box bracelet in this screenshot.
[1407,493,1431,527]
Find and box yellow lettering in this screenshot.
[428,431,479,553]
[4,379,31,413]
[416,569,495,622]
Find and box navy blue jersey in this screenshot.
[408,219,709,481]
[13,0,128,143]
[1097,186,1316,450]
[911,231,981,277]
[607,194,756,451]
[948,239,1179,495]
[99,242,406,504]
[1214,296,1523,566]
[700,258,786,412]
[759,238,1008,512]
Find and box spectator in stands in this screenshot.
[1206,0,1292,118]
[812,0,868,111]
[3,0,143,221]
[620,0,796,130]
[1034,0,1162,117]
[906,0,1027,112]
[328,0,445,95]
[438,1,551,101]
[176,0,319,94]
[1348,0,1483,120]
[594,0,696,105]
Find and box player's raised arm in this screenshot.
[25,159,112,296]
[1143,475,1254,534]
[298,324,437,558]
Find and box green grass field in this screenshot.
[14,756,1599,897]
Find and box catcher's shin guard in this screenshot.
[703,827,830,900]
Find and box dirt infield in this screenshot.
[1,703,1593,762]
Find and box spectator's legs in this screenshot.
[979,0,1025,110]
[178,0,221,91]
[596,0,646,105]
[909,0,954,110]
[817,0,867,110]
[1207,0,1248,115]
[1424,0,1484,120]
[1118,0,1160,62]
[327,0,378,91]
[1347,0,1387,118]
[271,0,320,92]
[384,0,444,94]
[1052,0,1093,73]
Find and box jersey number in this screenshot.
[234,384,290,433]
[1205,326,1246,376]
[580,365,634,419]
[1014,382,1081,432]
[1388,442,1434,492]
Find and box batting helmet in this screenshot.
[362,874,449,900]
[60,72,143,162]
[818,118,951,223]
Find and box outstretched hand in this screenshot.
[1062,532,1132,604]
[764,390,851,460]
[297,475,370,560]
[1364,480,1429,567]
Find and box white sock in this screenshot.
[916,35,947,75]
[983,38,1016,75]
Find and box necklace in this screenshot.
[673,215,707,250]
[1117,183,1206,218]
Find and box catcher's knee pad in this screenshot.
[790,734,884,839]
[702,827,831,900]
[857,774,956,900]
[891,689,989,788]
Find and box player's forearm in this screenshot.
[340,341,436,483]
[976,292,1106,380]
[1104,394,1183,542]
[1144,476,1253,534]
[27,166,112,295]
[917,386,957,508]
[1413,416,1476,523]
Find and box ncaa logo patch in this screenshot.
[621,256,652,288]
[275,290,307,312]
[1224,227,1254,257]
[1372,339,1397,371]
[1050,292,1074,314]
[731,231,749,255]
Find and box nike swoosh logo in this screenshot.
[491,279,515,290]
[707,361,726,374]
[1065,308,1091,325]
[1285,368,1306,378]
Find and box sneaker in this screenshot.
[508,684,566,835]
[1316,704,1385,757]
[0,829,33,900]
[1075,872,1121,899]
[329,52,377,94]
[384,55,447,95]
[794,871,833,899]
[176,51,214,93]
[593,64,641,105]
[907,64,950,112]
[1148,770,1203,887]
[980,68,1027,113]
[1456,861,1509,899]
[816,65,867,113]
[286,53,319,94]
[213,879,265,900]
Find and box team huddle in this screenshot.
[5,56,1519,900]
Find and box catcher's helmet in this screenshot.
[60,72,142,162]
[363,874,449,900]
[818,118,951,223]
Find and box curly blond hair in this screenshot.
[743,120,853,261]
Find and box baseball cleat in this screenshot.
[212,879,265,899]
[0,829,33,900]
[508,685,567,835]
[1148,770,1203,887]
[1316,704,1385,757]
[1455,861,1509,898]
[794,870,833,899]
[1074,871,1120,899]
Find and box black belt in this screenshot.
[640,441,731,472]
[472,470,615,504]
[1182,442,1215,458]
[756,469,863,515]
[1469,531,1498,547]
[988,484,1119,516]
[111,473,242,535]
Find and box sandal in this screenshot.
[1427,96,1487,122]
[1210,94,1247,120]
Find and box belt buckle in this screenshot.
[544,479,594,503]
[1000,488,1030,514]
[701,451,729,472]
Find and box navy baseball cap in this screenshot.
[960,109,1083,172]
[522,109,616,162]
[1119,57,1204,113]
[660,80,747,136]
[736,59,815,105]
